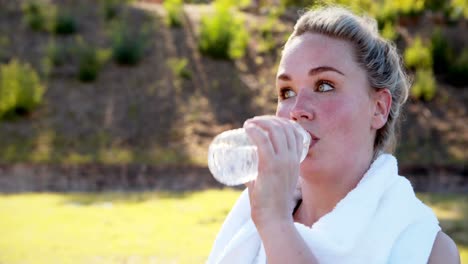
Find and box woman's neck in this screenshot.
[295,158,372,226]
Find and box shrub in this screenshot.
[0,60,45,118]
[447,48,468,87]
[451,0,468,19]
[78,47,100,82]
[404,37,432,70]
[53,12,77,35]
[380,21,398,41]
[110,21,148,65]
[411,69,437,101]
[424,0,449,12]
[0,37,10,63]
[390,0,425,17]
[167,58,191,80]
[100,0,123,21]
[45,41,69,67]
[22,1,51,31]
[430,28,453,74]
[198,1,248,60]
[163,0,184,27]
[280,0,312,8]
[76,40,111,82]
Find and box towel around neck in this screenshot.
[207,154,440,264]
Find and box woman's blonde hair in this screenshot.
[284,6,410,155]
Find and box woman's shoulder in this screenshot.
[428,231,460,264]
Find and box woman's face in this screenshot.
[276,33,379,180]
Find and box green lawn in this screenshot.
[0,190,466,263]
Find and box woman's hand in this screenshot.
[243,115,305,229]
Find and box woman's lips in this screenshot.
[308,131,319,149]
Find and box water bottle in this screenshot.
[207,124,311,186]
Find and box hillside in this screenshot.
[0,0,466,191]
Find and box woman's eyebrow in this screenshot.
[309,66,345,76]
[277,65,345,81]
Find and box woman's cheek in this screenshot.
[275,101,293,117]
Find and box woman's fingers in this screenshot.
[244,121,275,160]
[245,115,304,163]
[279,119,299,160]
[250,116,288,154]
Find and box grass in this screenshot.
[0,190,466,263]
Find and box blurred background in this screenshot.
[0,0,466,263]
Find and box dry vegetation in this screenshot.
[0,0,466,180]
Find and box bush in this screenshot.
[411,68,437,101]
[111,21,148,65]
[404,37,432,70]
[431,28,453,74]
[163,0,184,27]
[0,37,10,63]
[198,1,248,60]
[53,12,77,35]
[22,1,52,31]
[0,60,45,118]
[424,0,449,12]
[451,0,468,19]
[380,21,398,41]
[45,41,69,67]
[100,0,123,21]
[447,48,468,87]
[390,0,425,17]
[76,40,111,82]
[167,58,191,80]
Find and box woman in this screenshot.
[208,6,460,264]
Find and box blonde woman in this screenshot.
[208,6,460,264]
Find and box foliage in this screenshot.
[110,21,149,65]
[45,41,70,67]
[450,0,468,19]
[198,0,248,60]
[431,28,453,74]
[76,39,111,82]
[0,37,10,63]
[411,68,437,101]
[21,1,54,32]
[256,6,284,54]
[447,48,468,87]
[384,0,425,17]
[163,0,184,27]
[425,0,449,12]
[100,0,124,20]
[380,21,398,41]
[0,60,45,119]
[280,0,314,8]
[167,58,191,80]
[53,12,77,35]
[404,37,432,70]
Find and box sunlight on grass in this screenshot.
[0,189,241,264]
[0,190,466,263]
[418,193,468,263]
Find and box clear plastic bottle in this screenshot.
[207,124,311,186]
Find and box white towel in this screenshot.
[207,154,440,264]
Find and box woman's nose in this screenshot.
[290,108,313,121]
[289,94,314,121]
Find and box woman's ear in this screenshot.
[371,88,392,130]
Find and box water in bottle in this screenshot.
[207,124,311,186]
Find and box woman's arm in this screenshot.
[244,116,318,263]
[428,231,460,264]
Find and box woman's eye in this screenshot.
[317,82,334,92]
[280,89,296,99]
